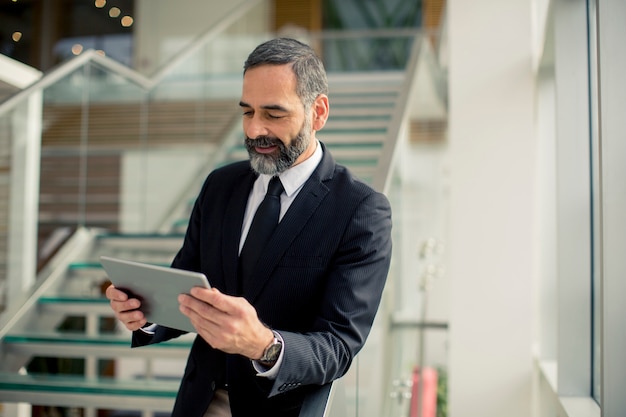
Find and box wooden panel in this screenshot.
[41,100,238,148]
[410,119,447,144]
[423,0,446,30]
[273,0,322,32]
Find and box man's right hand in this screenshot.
[105,284,148,331]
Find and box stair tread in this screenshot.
[3,331,192,347]
[2,331,193,359]
[0,372,179,397]
[0,373,178,411]
[38,294,109,303]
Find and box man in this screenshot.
[106,38,392,417]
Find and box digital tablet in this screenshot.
[100,255,210,333]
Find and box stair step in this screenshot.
[37,295,113,314]
[95,233,184,252]
[228,142,385,161]
[325,119,390,130]
[3,332,192,358]
[328,79,403,95]
[328,113,392,122]
[331,95,398,106]
[331,101,395,109]
[328,107,395,117]
[0,372,178,411]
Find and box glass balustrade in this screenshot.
[0,0,448,414]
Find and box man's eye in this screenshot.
[268,114,283,119]
[242,111,253,117]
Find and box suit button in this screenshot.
[211,381,216,391]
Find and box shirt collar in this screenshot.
[259,139,323,197]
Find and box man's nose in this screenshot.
[245,116,269,139]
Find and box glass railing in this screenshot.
[0,0,448,414]
[35,4,275,238]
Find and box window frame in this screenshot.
[537,0,626,415]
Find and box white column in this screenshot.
[446,1,535,416]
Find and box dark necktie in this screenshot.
[239,176,284,293]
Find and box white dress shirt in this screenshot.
[242,140,323,378]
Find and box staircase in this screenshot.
[0,71,405,416]
[0,229,191,416]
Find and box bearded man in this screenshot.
[106,37,392,417]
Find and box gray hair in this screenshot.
[244,38,328,110]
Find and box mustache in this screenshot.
[245,136,281,148]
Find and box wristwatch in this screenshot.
[259,331,282,366]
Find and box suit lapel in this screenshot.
[222,171,257,295]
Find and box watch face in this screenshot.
[264,342,282,361]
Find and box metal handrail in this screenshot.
[0,227,97,340]
[0,54,41,88]
[372,32,423,194]
[0,50,150,116]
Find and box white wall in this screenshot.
[447,1,535,416]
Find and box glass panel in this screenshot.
[132,0,273,234]
[588,0,601,404]
[30,0,278,239]
[319,28,449,416]
[382,129,449,417]
[322,35,414,72]
[38,62,149,243]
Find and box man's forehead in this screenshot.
[241,65,300,107]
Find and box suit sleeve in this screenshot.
[269,190,392,396]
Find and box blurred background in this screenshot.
[0,1,623,417]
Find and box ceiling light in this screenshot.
[94,0,106,8]
[109,7,121,18]
[71,44,84,55]
[121,16,134,27]
[12,32,22,42]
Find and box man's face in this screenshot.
[239,64,316,176]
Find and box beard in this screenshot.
[245,119,311,176]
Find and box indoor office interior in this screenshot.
[0,0,624,416]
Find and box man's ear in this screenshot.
[311,94,329,131]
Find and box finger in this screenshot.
[178,293,218,320]
[122,317,148,331]
[179,302,222,345]
[178,294,229,340]
[189,287,240,314]
[118,308,147,327]
[105,284,128,301]
[186,287,217,303]
[110,297,141,314]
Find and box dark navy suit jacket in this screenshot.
[131,142,392,416]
